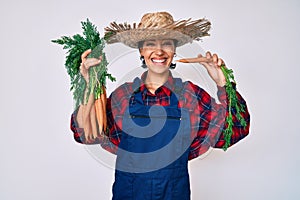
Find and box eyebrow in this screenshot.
[144,40,156,43]
[144,39,174,43]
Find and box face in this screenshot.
[139,39,176,75]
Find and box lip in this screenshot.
[151,58,168,65]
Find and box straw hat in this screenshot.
[104,11,211,48]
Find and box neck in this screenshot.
[145,70,170,94]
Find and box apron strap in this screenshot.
[132,77,141,94]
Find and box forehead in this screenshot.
[143,39,174,43]
[138,39,177,49]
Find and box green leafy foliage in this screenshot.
[52,19,115,108]
[221,65,247,151]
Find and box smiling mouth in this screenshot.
[151,58,167,64]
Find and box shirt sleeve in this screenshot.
[213,83,250,148]
[186,82,250,160]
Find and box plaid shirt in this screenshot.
[71,72,250,160]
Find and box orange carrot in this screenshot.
[101,86,107,134]
[176,57,212,63]
[95,98,104,135]
[90,104,98,139]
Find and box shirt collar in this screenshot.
[139,71,175,96]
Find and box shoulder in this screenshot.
[110,81,134,101]
[181,80,213,108]
[181,80,208,97]
[108,81,135,113]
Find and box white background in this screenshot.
[1,0,299,199]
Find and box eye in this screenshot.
[163,41,173,46]
[162,40,175,47]
[144,41,155,47]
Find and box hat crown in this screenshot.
[138,12,174,29]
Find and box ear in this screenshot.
[139,48,145,57]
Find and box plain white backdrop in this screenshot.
[0,0,299,199]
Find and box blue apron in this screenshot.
[112,78,192,200]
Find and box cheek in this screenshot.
[167,52,175,61]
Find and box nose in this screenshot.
[154,44,164,55]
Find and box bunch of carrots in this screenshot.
[52,19,115,140]
[80,85,108,141]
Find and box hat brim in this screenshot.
[113,28,194,48]
[104,18,211,48]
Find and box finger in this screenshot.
[80,63,87,75]
[197,54,211,66]
[90,104,98,139]
[197,54,203,58]
[206,51,212,59]
[218,58,224,66]
[212,54,218,64]
[84,58,101,69]
[80,64,84,74]
[91,57,102,64]
[81,49,92,62]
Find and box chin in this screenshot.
[148,67,170,75]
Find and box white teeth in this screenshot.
[152,59,166,63]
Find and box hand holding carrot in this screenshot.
[177,51,227,87]
[53,19,115,142]
[77,49,108,140]
[80,49,102,84]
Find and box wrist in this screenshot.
[216,80,226,87]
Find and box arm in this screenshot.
[187,82,250,160]
[183,52,250,160]
[213,84,250,148]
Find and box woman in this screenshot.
[71,11,250,200]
